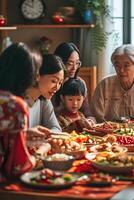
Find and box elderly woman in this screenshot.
[0,90,35,179]
[89,44,134,122]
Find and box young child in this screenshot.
[56,76,94,133]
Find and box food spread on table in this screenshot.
[20,120,134,190]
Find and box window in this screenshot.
[131,0,134,43]
[108,0,134,74]
[111,0,123,49]
[112,0,134,45]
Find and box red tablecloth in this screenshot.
[0,180,132,200]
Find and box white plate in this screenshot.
[85,152,98,160]
[20,170,78,189]
[92,162,134,174]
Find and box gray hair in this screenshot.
[111,44,134,64]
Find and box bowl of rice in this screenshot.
[43,153,75,171]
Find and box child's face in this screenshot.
[62,95,85,113]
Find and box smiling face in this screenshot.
[66,51,81,78]
[113,55,134,90]
[38,70,64,99]
[62,95,84,113]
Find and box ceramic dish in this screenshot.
[78,172,113,187]
[92,162,134,174]
[116,175,134,182]
[20,170,79,189]
[86,180,112,187]
[43,154,74,171]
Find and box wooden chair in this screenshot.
[78,66,97,103]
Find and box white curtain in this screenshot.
[98,0,115,81]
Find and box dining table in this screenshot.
[1,121,134,200]
[0,178,134,200]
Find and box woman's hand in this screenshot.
[35,143,51,157]
[27,125,51,140]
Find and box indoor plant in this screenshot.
[73,0,111,53]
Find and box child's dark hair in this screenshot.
[60,77,86,97]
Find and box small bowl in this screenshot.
[43,154,74,171]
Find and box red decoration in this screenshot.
[52,13,64,24]
[0,15,6,26]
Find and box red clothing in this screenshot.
[0,90,34,179]
[57,108,87,133]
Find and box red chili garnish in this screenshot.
[116,136,134,145]
[74,160,98,173]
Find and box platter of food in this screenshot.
[85,173,113,187]
[91,152,134,174]
[93,123,114,133]
[115,135,134,151]
[89,143,127,154]
[49,136,87,159]
[77,172,114,187]
[83,121,134,137]
[116,175,134,182]
[20,168,79,189]
[83,122,115,136]
[92,162,134,174]
[114,127,134,136]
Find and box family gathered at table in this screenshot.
[0,41,134,200]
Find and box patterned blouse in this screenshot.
[0,90,34,179]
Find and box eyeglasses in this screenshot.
[66,60,81,69]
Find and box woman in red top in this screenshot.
[0,90,35,179]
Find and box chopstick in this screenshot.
[50,132,70,136]
[49,132,71,139]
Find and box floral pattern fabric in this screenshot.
[0,90,34,179]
